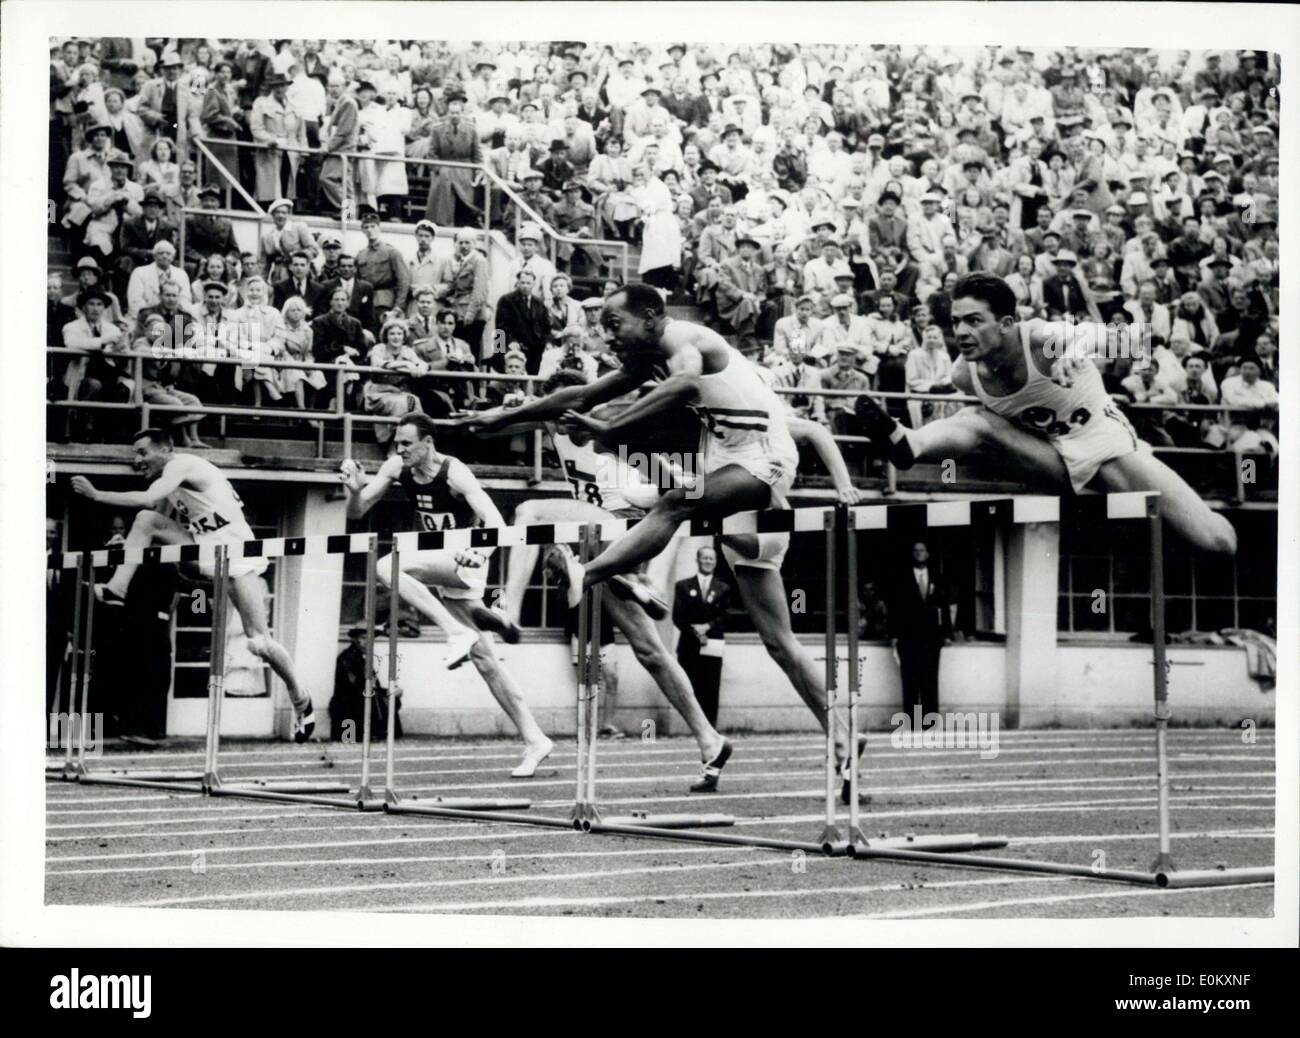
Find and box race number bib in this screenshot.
[562,459,603,509]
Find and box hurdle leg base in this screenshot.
[1150,851,1178,874]
[818,825,844,855]
[571,801,602,832]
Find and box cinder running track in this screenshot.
[45,729,1274,918]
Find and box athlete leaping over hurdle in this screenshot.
[458,283,869,796]
[340,414,555,778]
[853,271,1237,556]
[70,427,317,741]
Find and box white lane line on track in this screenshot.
[370,874,1083,914]
[50,733,1268,764]
[44,753,1276,806]
[42,790,1275,829]
[46,827,1275,864]
[44,768,1275,812]
[47,843,767,877]
[114,858,800,908]
[44,736,1275,775]
[854,883,1275,919]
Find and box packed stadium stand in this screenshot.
[46,38,1279,739]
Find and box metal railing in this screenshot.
[193,136,631,283]
[48,345,1273,502]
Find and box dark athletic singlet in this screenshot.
[399,456,478,533]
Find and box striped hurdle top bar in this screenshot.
[45,492,1159,569]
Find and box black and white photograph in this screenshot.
[2,1,1297,969]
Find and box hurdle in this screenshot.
[48,553,205,792]
[377,540,537,818]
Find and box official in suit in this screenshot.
[272,251,327,310]
[887,540,952,727]
[493,269,551,374]
[1042,250,1092,319]
[119,190,177,269]
[318,254,376,330]
[672,546,731,728]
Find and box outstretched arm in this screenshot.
[787,416,863,504]
[70,457,192,510]
[454,366,641,431]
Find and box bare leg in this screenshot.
[500,498,610,625]
[104,509,194,599]
[582,466,771,590]
[908,407,1070,489]
[602,593,724,761]
[733,565,849,760]
[226,571,309,711]
[1095,451,1238,555]
[377,551,473,638]
[442,598,552,757]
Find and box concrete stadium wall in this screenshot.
[352,636,1271,739]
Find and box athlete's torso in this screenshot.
[967,323,1112,440]
[399,456,479,532]
[167,456,252,537]
[551,432,647,513]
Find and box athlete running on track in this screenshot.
[458,283,869,792]
[854,271,1237,555]
[71,428,317,741]
[340,414,553,778]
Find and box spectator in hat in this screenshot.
[119,187,177,271]
[63,256,126,325]
[320,70,360,214]
[539,137,577,198]
[907,192,955,287]
[83,152,142,261]
[715,232,771,348]
[424,91,483,226]
[61,123,115,232]
[355,209,411,314]
[361,82,412,218]
[510,166,556,228]
[810,292,874,368]
[185,186,239,273]
[552,180,598,272]
[136,51,202,156]
[586,135,638,239]
[505,223,557,301]
[1042,249,1091,319]
[60,287,126,437]
[249,72,307,206]
[708,124,755,200]
[435,228,491,356]
[259,198,318,285]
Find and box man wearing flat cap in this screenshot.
[61,123,115,231]
[356,208,411,314]
[186,186,239,273]
[716,233,773,350]
[425,90,483,226]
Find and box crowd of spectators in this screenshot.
[49,38,1280,458]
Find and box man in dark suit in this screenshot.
[493,269,550,374]
[120,190,177,269]
[311,285,368,407]
[1042,251,1090,319]
[887,540,952,728]
[185,186,239,277]
[672,546,731,729]
[424,92,483,226]
[318,253,376,330]
[272,250,327,310]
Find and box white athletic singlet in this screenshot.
[691,344,799,479]
[551,432,654,514]
[967,323,1143,491]
[167,456,255,540]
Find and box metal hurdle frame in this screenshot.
[49,553,206,792]
[376,540,536,818]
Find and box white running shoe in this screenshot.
[292,703,315,743]
[442,628,478,670]
[552,545,586,609]
[511,737,555,778]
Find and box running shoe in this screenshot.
[689,737,733,793]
